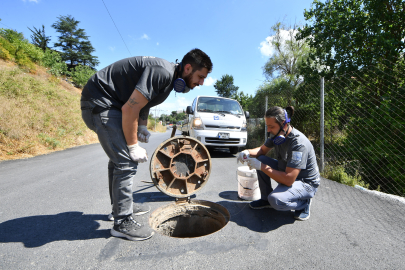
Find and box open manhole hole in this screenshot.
[149,136,230,238]
[149,200,230,238]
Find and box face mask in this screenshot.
[271,110,290,145]
[271,127,287,145]
[173,78,191,93]
[173,63,191,93]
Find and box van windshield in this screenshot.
[197,97,243,115]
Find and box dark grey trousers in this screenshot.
[81,100,136,218]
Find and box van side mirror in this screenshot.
[186,106,193,115]
[244,111,250,119]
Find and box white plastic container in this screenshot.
[237,166,261,201]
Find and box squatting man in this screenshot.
[237,106,320,221]
[80,48,213,241]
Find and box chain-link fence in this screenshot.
[246,62,405,197]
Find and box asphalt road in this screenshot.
[0,129,404,269]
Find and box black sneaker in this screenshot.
[249,199,272,209]
[110,215,154,241]
[294,199,312,221]
[108,203,151,221]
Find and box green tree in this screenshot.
[214,74,239,98]
[297,0,405,195]
[78,39,98,67]
[27,25,51,52]
[263,22,310,87]
[52,15,99,68]
[232,91,253,112]
[297,0,405,78]
[159,113,168,121]
[175,112,187,122]
[164,111,175,124]
[250,77,293,118]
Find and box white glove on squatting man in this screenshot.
[137,125,151,143]
[246,157,262,171]
[127,143,148,163]
[237,150,250,164]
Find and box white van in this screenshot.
[182,96,249,154]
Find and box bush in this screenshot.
[68,64,96,88]
[244,119,266,150]
[42,49,68,77]
[322,163,369,189]
[147,118,166,132]
[0,39,12,61]
[17,39,43,64]
[0,28,44,71]
[0,28,25,47]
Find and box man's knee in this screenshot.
[111,161,137,180]
[268,193,290,211]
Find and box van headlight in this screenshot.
[193,118,204,130]
[241,122,247,132]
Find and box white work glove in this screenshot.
[127,143,148,163]
[137,125,151,143]
[237,150,250,164]
[246,157,262,171]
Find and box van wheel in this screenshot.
[229,147,238,155]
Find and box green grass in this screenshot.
[321,163,370,189]
[0,62,98,160]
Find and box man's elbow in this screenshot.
[122,103,140,117]
[285,180,295,187]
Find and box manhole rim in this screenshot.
[149,199,231,238]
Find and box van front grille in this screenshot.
[205,125,240,130]
[205,137,240,144]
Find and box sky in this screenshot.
[1,0,315,117]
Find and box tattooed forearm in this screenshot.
[139,108,149,120]
[128,97,139,108]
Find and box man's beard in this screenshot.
[183,71,195,89]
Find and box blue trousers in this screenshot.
[81,100,135,218]
[256,156,318,211]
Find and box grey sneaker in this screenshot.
[294,199,312,221]
[110,215,154,241]
[108,203,151,221]
[249,199,272,209]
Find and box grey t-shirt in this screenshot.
[264,127,320,186]
[81,56,176,112]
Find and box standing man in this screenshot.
[81,49,213,241]
[238,106,320,221]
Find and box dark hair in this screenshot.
[265,106,294,126]
[181,48,213,73]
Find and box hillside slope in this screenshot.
[0,59,98,161]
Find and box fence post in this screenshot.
[265,96,268,139]
[320,77,325,172]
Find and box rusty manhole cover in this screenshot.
[149,136,230,238]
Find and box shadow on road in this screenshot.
[0,212,110,248]
[218,199,295,233]
[218,190,241,201]
[217,190,295,233]
[207,147,236,158]
[132,191,196,203]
